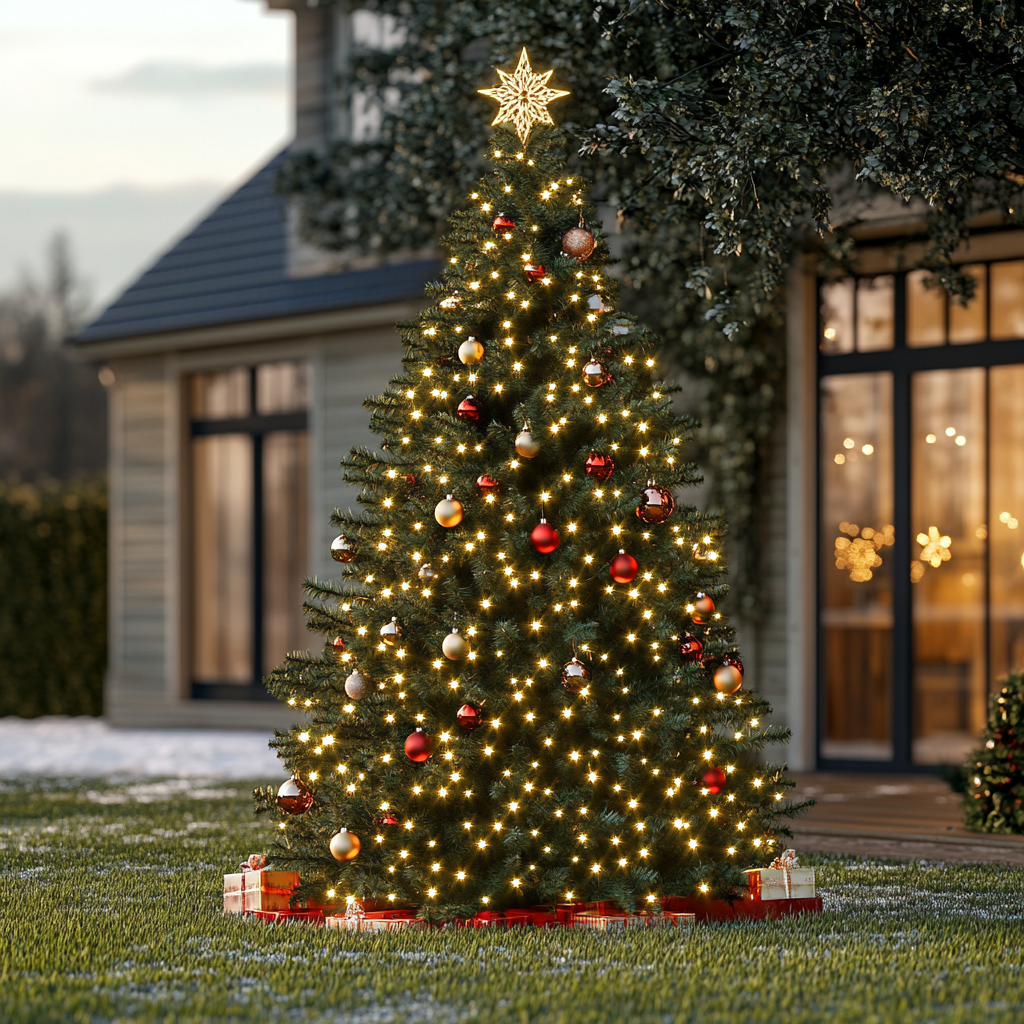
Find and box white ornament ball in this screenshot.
[458,337,485,365]
[329,829,361,862]
[344,670,368,699]
[515,429,540,459]
[442,630,469,661]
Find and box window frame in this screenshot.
[188,365,309,702]
[817,263,1024,771]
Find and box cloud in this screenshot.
[92,61,287,97]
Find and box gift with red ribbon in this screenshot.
[743,849,816,901]
[223,853,300,914]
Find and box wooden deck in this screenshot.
[785,773,1024,865]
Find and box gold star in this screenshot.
[479,48,569,143]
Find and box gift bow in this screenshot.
[767,848,799,897]
[241,853,267,871]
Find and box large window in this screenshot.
[189,363,310,700]
[819,261,1024,768]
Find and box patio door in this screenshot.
[818,264,1024,769]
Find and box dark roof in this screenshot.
[75,149,437,345]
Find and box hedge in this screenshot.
[0,478,106,716]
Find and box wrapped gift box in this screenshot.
[223,868,300,914]
[574,912,650,931]
[326,910,424,932]
[744,866,815,901]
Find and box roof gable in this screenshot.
[75,150,437,345]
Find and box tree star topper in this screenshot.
[479,48,569,144]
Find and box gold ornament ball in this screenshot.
[458,337,485,365]
[442,629,469,660]
[434,495,464,528]
[713,665,743,695]
[515,429,540,459]
[329,829,361,862]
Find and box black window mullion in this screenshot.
[253,430,264,685]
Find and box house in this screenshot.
[75,2,1024,774]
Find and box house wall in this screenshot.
[103,317,405,729]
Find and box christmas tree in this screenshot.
[257,51,803,916]
[962,669,1024,834]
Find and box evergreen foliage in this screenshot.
[257,124,804,917]
[0,477,107,717]
[962,669,1024,834]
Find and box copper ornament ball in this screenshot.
[560,657,591,693]
[679,634,704,663]
[476,473,501,495]
[331,636,346,651]
[379,617,402,646]
[515,429,540,459]
[702,767,727,795]
[584,452,615,481]
[692,593,716,624]
[458,337,485,365]
[329,829,361,862]
[562,227,596,261]
[582,359,612,388]
[636,484,675,525]
[344,670,368,700]
[276,776,313,815]
[434,495,464,527]
[456,702,485,731]
[442,629,469,661]
[609,550,639,584]
[713,664,743,695]
[330,534,358,563]
[405,729,433,762]
[492,213,515,234]
[530,519,560,555]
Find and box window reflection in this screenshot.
[948,264,987,345]
[911,369,987,765]
[990,260,1024,339]
[257,362,311,415]
[192,435,254,683]
[820,373,894,760]
[989,366,1024,683]
[906,270,945,348]
[855,275,894,351]
[820,279,854,353]
[190,368,250,419]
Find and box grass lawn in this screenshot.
[2,777,1023,1024]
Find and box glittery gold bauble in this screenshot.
[713,665,743,695]
[329,829,361,861]
[515,429,540,459]
[434,495,464,527]
[380,617,401,645]
[562,227,596,261]
[459,337,485,365]
[442,629,469,660]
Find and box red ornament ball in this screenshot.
[692,594,716,624]
[330,534,358,563]
[276,777,313,815]
[582,359,612,388]
[331,636,346,651]
[636,484,675,525]
[610,550,639,584]
[476,473,501,495]
[456,702,485,731]
[492,213,515,234]
[702,767,727,794]
[524,263,547,283]
[562,227,596,261]
[560,657,591,693]
[373,812,399,826]
[584,452,615,481]
[530,519,560,554]
[679,634,704,663]
[456,395,484,425]
[404,730,433,762]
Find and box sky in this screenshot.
[0,0,291,305]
